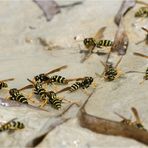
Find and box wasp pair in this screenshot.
[115,107,146,131]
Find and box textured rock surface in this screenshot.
[0,0,147,147]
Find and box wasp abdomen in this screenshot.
[50,75,67,84]
[96,40,113,47]
[69,82,81,92]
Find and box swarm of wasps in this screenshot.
[0,1,148,135]
[0,65,96,110]
[0,65,97,132]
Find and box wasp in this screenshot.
[80,27,113,62]
[34,65,79,85]
[0,118,25,132]
[98,56,123,81]
[8,85,36,104]
[115,107,146,131]
[126,52,148,83]
[0,78,14,90]
[8,88,29,104]
[57,77,95,95]
[24,79,79,109]
[136,27,148,45]
[135,7,148,17]
[34,65,67,83]
[26,79,48,101]
[83,38,113,49]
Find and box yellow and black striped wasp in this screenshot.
[0,118,25,133]
[97,56,123,81]
[115,107,146,131]
[135,7,148,17]
[7,85,36,104]
[79,26,113,62]
[0,78,14,90]
[136,27,148,45]
[22,79,79,109]
[57,76,96,95]
[33,65,80,86]
[126,52,148,83]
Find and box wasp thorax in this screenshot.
[3,82,8,88]
[83,38,95,47]
[9,88,19,96]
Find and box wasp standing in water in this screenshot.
[0,118,24,132]
[0,78,14,90]
[136,27,148,45]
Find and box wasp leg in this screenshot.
[51,83,58,92]
[27,93,36,103]
[91,82,97,88]
[58,96,80,107]
[2,88,9,91]
[39,99,48,108]
[139,79,145,85]
[115,69,125,79]
[81,88,91,96]
[5,96,10,100]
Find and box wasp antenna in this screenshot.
[115,56,123,68]
[100,60,106,68]
[141,27,148,33]
[135,39,145,45]
[125,70,145,74]
[27,78,34,85]
[114,112,127,120]
[133,52,148,59]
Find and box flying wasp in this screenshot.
[0,118,25,132]
[115,107,146,131]
[0,78,14,90]
[98,56,123,81]
[135,7,148,17]
[136,27,148,45]
[57,76,96,95]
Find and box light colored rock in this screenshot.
[0,0,147,147]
